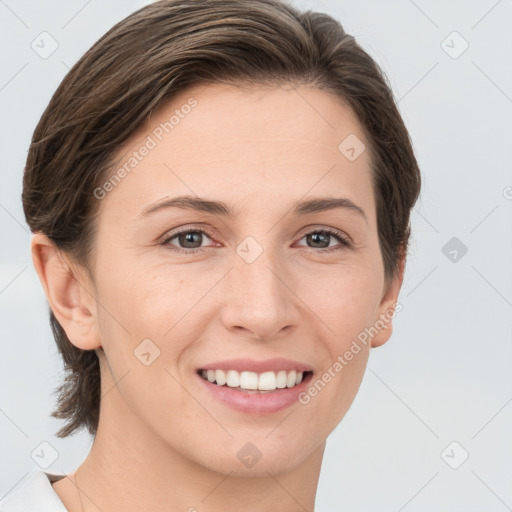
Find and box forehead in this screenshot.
[101,82,374,221]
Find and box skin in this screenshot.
[32,82,404,511]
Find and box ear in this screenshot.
[31,232,101,350]
[370,254,405,349]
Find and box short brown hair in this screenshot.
[22,0,421,438]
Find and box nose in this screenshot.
[219,249,300,341]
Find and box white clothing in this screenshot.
[0,470,67,511]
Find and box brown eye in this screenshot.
[306,232,330,248]
[297,229,351,251]
[175,231,204,249]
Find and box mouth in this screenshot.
[196,368,314,393]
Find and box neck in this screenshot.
[72,356,325,511]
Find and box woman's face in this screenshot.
[83,82,401,475]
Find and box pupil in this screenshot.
[181,232,201,248]
[308,232,328,248]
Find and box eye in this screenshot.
[296,228,351,252]
[160,227,217,254]
[160,226,351,254]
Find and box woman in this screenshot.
[0,0,420,510]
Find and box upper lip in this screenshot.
[198,358,313,374]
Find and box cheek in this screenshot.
[93,259,221,377]
[292,263,380,415]
[93,264,199,423]
[95,254,187,333]
[295,261,382,343]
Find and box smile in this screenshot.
[197,369,313,393]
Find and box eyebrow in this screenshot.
[138,195,367,223]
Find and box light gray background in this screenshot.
[1,0,511,510]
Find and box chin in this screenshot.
[186,432,319,477]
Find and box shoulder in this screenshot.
[0,470,67,511]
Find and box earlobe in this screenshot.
[31,232,101,351]
[370,255,405,349]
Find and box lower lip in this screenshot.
[196,371,313,414]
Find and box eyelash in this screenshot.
[159,225,352,254]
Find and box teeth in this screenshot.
[216,369,227,386]
[239,371,258,390]
[200,369,307,391]
[258,371,276,390]
[226,370,239,387]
